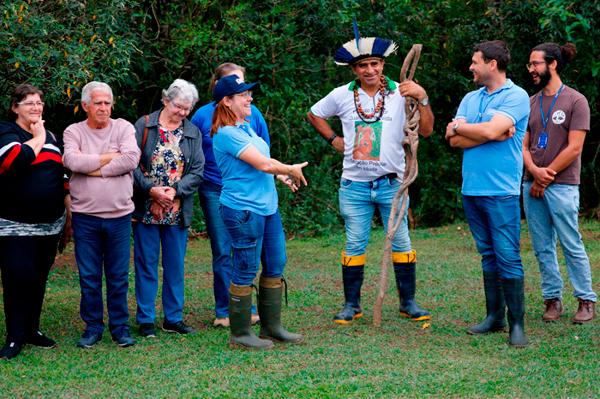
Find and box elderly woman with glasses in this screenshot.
[0,84,71,359]
[132,79,204,338]
[211,75,307,350]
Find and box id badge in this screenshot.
[538,133,548,149]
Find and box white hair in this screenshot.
[162,79,199,106]
[81,82,113,105]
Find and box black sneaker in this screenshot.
[139,323,157,338]
[76,331,102,348]
[0,342,23,360]
[25,331,57,348]
[162,321,196,335]
[112,329,136,347]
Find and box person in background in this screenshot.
[132,79,204,337]
[63,81,141,349]
[0,84,71,360]
[211,75,307,350]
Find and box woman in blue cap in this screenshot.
[211,74,307,350]
[190,63,268,328]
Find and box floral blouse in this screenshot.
[142,122,186,225]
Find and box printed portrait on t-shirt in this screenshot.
[353,121,382,161]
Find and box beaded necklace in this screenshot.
[353,76,387,123]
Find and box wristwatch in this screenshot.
[452,123,460,133]
[418,97,429,106]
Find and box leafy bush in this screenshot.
[2,0,599,234]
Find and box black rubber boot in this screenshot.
[228,283,274,350]
[393,251,430,321]
[467,271,507,335]
[258,275,303,344]
[334,253,365,324]
[502,278,528,348]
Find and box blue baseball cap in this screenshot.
[213,75,260,103]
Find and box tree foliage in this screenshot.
[2,0,599,234]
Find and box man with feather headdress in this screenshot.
[307,21,434,324]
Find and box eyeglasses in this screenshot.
[235,91,252,98]
[171,100,192,113]
[17,101,45,107]
[526,61,547,69]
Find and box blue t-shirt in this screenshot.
[190,102,270,186]
[212,123,278,216]
[455,79,530,196]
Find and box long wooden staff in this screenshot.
[373,44,423,327]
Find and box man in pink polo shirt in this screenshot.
[63,82,141,348]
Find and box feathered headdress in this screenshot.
[333,19,398,66]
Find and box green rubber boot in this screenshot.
[258,275,303,344]
[228,283,274,350]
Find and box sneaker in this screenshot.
[112,330,136,347]
[139,323,157,338]
[76,331,102,348]
[25,331,57,348]
[251,313,260,326]
[0,342,23,360]
[162,321,196,335]
[213,317,230,328]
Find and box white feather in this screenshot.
[358,37,375,55]
[383,42,398,57]
[341,39,361,58]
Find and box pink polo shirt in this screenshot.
[63,118,141,218]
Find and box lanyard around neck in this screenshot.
[540,84,564,134]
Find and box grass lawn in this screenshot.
[1,220,599,398]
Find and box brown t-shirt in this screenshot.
[524,85,590,185]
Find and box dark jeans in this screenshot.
[0,234,59,343]
[463,195,524,279]
[72,213,132,335]
[220,206,286,286]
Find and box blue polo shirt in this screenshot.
[212,123,278,216]
[455,79,530,196]
[190,102,270,186]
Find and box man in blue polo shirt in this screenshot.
[445,40,530,347]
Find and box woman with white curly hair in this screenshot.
[132,79,204,337]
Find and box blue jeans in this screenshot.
[199,181,256,317]
[133,222,189,324]
[523,182,597,301]
[71,213,132,334]
[220,206,286,286]
[338,176,411,257]
[462,195,523,279]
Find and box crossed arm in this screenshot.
[445,114,516,148]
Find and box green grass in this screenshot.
[2,221,600,398]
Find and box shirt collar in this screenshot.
[348,75,397,92]
[479,79,514,96]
